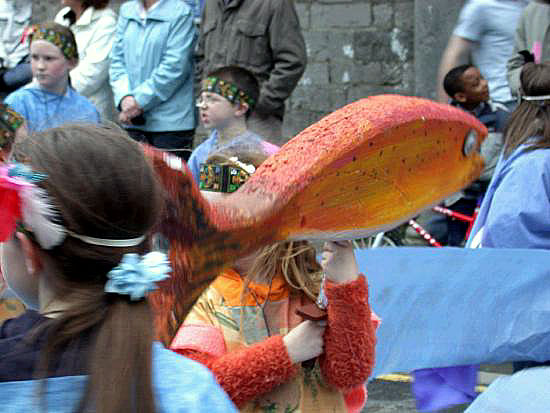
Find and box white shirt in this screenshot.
[55,6,117,121]
[0,0,31,69]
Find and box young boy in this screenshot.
[404,65,510,247]
[187,66,278,183]
[443,64,509,244]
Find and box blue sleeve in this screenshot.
[453,0,485,42]
[109,13,131,108]
[132,11,196,111]
[482,152,550,248]
[152,343,237,412]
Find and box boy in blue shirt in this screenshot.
[188,66,278,183]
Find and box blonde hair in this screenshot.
[203,143,323,325]
[244,241,323,302]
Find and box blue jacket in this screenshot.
[110,0,196,132]
[0,311,237,412]
[468,143,550,249]
[5,83,100,133]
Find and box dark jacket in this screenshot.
[196,0,307,118]
[450,100,509,182]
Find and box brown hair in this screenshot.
[12,124,163,413]
[503,62,550,157]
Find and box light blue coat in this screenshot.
[110,0,196,132]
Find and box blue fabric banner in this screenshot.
[355,247,550,377]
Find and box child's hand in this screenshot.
[283,320,326,364]
[321,241,359,284]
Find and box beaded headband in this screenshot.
[25,25,78,60]
[0,105,24,150]
[201,76,256,109]
[199,162,252,193]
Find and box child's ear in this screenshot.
[235,102,249,118]
[67,58,78,71]
[16,232,43,276]
[454,92,467,103]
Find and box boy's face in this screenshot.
[197,91,239,129]
[455,67,490,106]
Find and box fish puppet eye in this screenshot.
[463,129,478,156]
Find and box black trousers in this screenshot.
[126,129,194,161]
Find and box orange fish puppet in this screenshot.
[146,95,487,344]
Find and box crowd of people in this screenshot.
[0,0,549,412]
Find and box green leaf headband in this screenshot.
[0,104,24,150]
[201,76,256,109]
[26,25,78,61]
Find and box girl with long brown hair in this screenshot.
[469,62,550,249]
[171,140,377,413]
[0,124,236,413]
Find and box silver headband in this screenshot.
[522,94,550,101]
[66,230,146,247]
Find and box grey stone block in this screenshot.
[395,0,415,32]
[295,3,311,31]
[300,62,330,85]
[354,30,396,62]
[311,3,372,29]
[304,31,330,61]
[373,2,394,30]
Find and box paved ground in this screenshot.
[361,364,513,412]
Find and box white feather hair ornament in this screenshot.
[20,185,66,249]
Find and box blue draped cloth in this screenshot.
[357,247,550,410]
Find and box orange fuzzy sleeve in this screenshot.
[173,335,298,407]
[320,276,376,389]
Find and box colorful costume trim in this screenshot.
[201,77,256,109]
[0,104,23,150]
[199,163,251,193]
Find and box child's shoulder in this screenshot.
[5,84,36,104]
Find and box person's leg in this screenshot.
[149,130,194,161]
[247,111,283,145]
[125,129,149,144]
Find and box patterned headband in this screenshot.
[201,76,256,109]
[25,25,78,60]
[0,105,24,150]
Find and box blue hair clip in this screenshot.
[105,252,171,301]
[8,162,47,183]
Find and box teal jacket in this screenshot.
[110,0,196,132]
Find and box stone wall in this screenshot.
[32,0,463,139]
[287,0,415,138]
